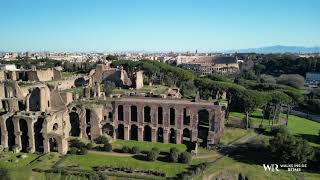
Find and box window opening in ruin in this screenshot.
[157,107,163,124]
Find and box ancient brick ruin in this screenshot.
[0,64,225,154]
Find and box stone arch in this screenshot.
[182,128,191,146]
[169,128,176,143]
[130,124,138,140]
[102,123,114,137]
[130,106,138,122]
[143,125,152,141]
[69,112,80,137]
[158,107,163,124]
[117,124,124,139]
[49,137,58,152]
[118,105,124,121]
[29,87,41,111]
[144,106,151,122]
[170,108,175,125]
[34,118,44,152]
[6,117,15,148]
[19,119,29,152]
[157,127,163,143]
[198,109,209,147]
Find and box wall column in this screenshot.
[151,127,157,142]
[175,129,182,144]
[27,120,35,153]
[138,126,143,141]
[163,128,169,143]
[124,125,130,140]
[13,117,21,149]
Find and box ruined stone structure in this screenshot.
[0,64,225,155]
[68,98,224,147]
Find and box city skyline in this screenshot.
[1,0,320,52]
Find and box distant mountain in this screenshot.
[231,45,320,54]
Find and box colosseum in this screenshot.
[0,64,225,154]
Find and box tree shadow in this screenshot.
[295,134,319,145]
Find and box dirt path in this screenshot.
[88,150,134,157]
[201,132,259,180]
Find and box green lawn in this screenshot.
[196,156,320,180]
[220,128,252,145]
[59,152,188,177]
[112,139,187,152]
[0,152,39,169]
[287,115,320,147]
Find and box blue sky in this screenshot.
[0,0,319,52]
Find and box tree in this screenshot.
[277,74,305,89]
[146,149,159,161]
[179,152,192,164]
[169,148,179,163]
[269,131,314,163]
[103,81,116,96]
[103,142,112,152]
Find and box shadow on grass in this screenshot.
[295,134,320,145]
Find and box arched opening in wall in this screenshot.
[130,106,138,122]
[108,112,113,121]
[143,125,152,142]
[34,118,44,152]
[6,117,15,148]
[52,123,58,131]
[29,87,41,111]
[182,128,191,146]
[198,109,209,147]
[117,124,124,139]
[157,127,163,143]
[19,119,29,152]
[102,123,114,137]
[69,112,80,137]
[170,108,175,125]
[144,106,151,122]
[169,128,176,143]
[118,105,123,121]
[183,108,190,125]
[130,124,138,140]
[158,107,163,124]
[49,137,58,152]
[86,109,91,140]
[18,100,26,111]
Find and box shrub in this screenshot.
[78,147,88,155]
[169,149,179,163]
[0,145,4,152]
[122,146,130,153]
[151,147,160,154]
[94,136,109,144]
[69,147,78,154]
[103,142,112,152]
[131,146,140,154]
[147,149,159,161]
[69,139,86,148]
[86,143,93,150]
[179,152,192,164]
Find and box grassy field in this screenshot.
[220,128,253,145]
[196,156,320,180]
[59,152,188,177]
[0,152,39,169]
[112,85,169,95]
[112,139,187,152]
[287,115,320,147]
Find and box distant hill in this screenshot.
[231,45,320,54]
